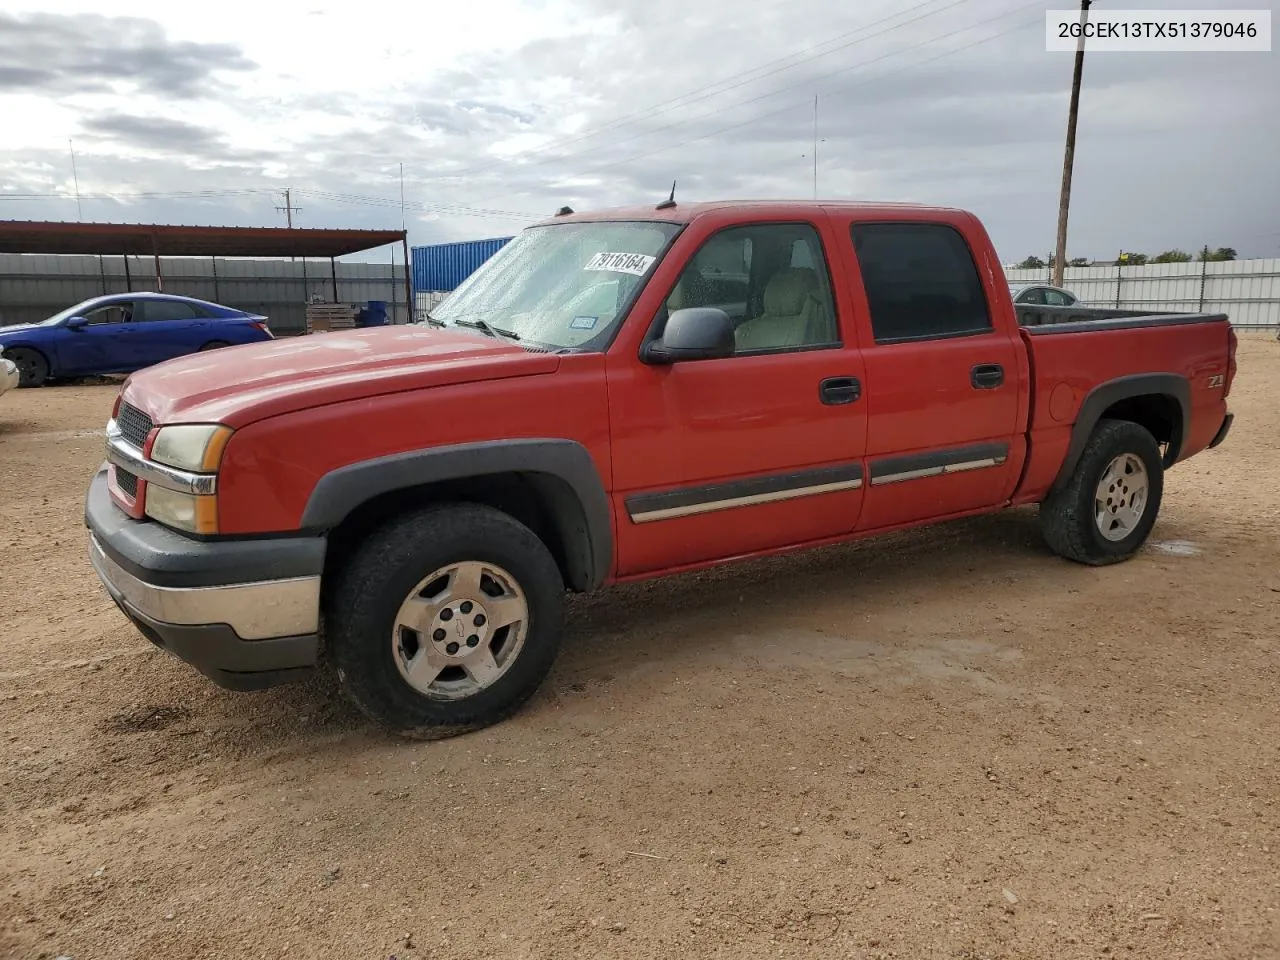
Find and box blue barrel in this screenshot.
[357,300,389,327]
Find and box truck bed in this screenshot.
[1011,307,1234,505]
[1016,303,1228,330]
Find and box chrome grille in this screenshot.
[115,468,139,499]
[116,402,154,449]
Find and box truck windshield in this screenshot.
[428,220,681,350]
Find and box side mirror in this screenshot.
[65,316,88,330]
[641,307,735,365]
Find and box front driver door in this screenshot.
[606,218,869,576]
[56,300,141,374]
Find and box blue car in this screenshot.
[0,293,274,387]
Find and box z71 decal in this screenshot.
[1207,374,1225,388]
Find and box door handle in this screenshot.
[819,376,861,405]
[970,363,1004,389]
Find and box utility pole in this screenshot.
[1053,0,1092,287]
[812,95,818,200]
[68,139,84,220]
[399,163,407,232]
[275,187,302,228]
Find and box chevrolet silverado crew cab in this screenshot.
[84,201,1237,736]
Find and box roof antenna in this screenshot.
[655,180,677,210]
[555,205,573,216]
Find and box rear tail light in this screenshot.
[1226,326,1238,397]
[251,321,274,338]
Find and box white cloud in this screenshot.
[0,0,1277,259]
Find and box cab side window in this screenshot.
[851,222,992,343]
[662,223,839,355]
[1044,289,1069,306]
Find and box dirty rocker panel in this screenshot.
[625,463,864,524]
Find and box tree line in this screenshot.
[1015,246,1238,270]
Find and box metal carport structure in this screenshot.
[0,220,410,307]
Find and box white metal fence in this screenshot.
[1004,257,1280,329]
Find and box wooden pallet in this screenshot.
[305,303,358,334]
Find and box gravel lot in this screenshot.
[2,337,1278,960]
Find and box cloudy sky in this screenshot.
[1,0,1276,262]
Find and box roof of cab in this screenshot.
[532,199,969,227]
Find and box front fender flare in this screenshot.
[300,438,613,591]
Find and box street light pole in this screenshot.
[1053,0,1092,287]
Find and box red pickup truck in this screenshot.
[85,201,1237,735]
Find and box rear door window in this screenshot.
[140,301,201,322]
[850,223,993,343]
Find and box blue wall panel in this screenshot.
[411,237,512,293]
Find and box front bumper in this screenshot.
[85,466,326,691]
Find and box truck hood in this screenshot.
[121,325,561,427]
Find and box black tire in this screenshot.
[198,340,230,351]
[1039,418,1164,566]
[8,347,49,387]
[326,502,565,737]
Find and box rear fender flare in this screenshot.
[1050,373,1190,494]
[300,438,613,591]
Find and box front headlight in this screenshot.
[150,424,232,473]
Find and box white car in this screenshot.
[1010,283,1079,306]
[0,345,19,398]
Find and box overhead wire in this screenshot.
[573,8,1045,178]
[439,0,967,180]
[506,0,1047,178]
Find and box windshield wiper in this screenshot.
[453,318,521,341]
[420,311,446,328]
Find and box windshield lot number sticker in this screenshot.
[570,315,599,330]
[584,252,655,276]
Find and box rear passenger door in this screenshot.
[135,299,209,364]
[843,221,1024,531]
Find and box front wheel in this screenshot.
[326,503,565,737]
[8,347,49,387]
[1039,418,1164,565]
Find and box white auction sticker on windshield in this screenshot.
[583,252,655,276]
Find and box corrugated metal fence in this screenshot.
[411,237,511,294]
[0,253,409,334]
[1005,257,1280,329]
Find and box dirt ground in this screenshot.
[1,338,1278,960]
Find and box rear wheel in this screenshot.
[198,340,230,351]
[8,348,49,387]
[326,503,565,737]
[1039,418,1164,565]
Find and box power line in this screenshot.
[440,0,965,181]
[470,0,1043,193]
[296,188,540,221]
[0,187,276,201]
[570,10,1042,180]
[0,185,538,223]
